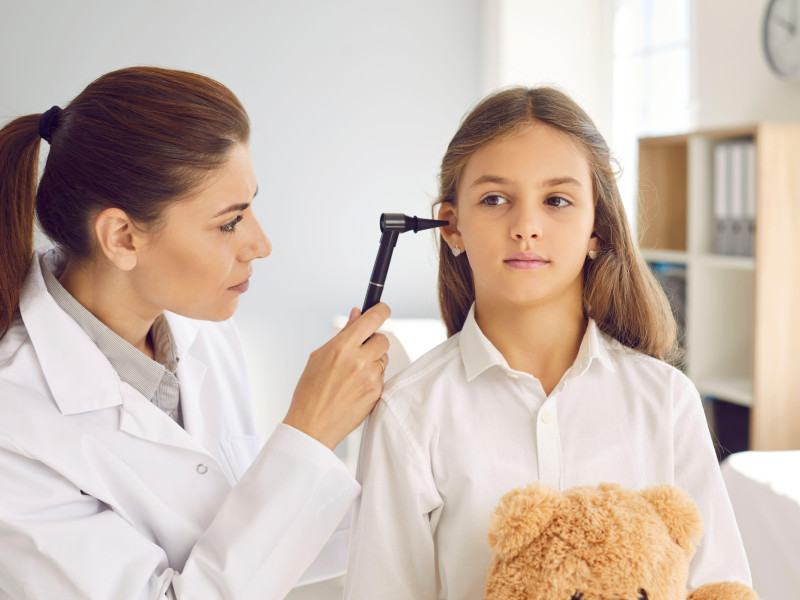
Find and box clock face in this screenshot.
[764,0,800,78]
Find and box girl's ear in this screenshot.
[94,208,142,271]
[588,231,601,254]
[437,203,463,251]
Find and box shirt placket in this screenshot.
[536,389,563,490]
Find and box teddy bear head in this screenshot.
[484,482,706,600]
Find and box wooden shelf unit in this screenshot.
[637,123,800,451]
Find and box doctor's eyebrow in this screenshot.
[212,187,259,218]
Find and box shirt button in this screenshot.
[196,464,208,475]
[540,409,553,424]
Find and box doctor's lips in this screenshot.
[504,252,549,270]
[228,278,250,293]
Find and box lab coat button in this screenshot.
[540,409,553,424]
[196,464,208,474]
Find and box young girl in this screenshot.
[344,87,750,599]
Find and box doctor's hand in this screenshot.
[283,302,391,450]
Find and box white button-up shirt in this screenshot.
[344,306,750,599]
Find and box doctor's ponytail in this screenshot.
[0,66,250,342]
[0,114,42,341]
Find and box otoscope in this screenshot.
[361,213,449,313]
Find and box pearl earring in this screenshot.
[451,246,462,257]
[588,250,598,260]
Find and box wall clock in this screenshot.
[763,0,800,78]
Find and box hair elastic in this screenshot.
[38,106,61,143]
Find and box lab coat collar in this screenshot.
[19,249,124,415]
[19,249,207,418]
[458,304,615,383]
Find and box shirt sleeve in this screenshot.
[343,398,442,600]
[672,382,752,589]
[0,423,359,600]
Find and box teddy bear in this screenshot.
[484,482,757,600]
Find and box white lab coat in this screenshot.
[0,250,359,599]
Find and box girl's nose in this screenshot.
[510,202,543,240]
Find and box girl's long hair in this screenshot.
[0,66,250,340]
[434,87,680,365]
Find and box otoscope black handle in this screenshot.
[360,212,449,315]
[362,231,399,313]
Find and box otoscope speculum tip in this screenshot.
[379,213,449,233]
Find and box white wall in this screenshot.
[691,0,800,129]
[0,1,482,434]
[482,0,614,140]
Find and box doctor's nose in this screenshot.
[240,216,272,261]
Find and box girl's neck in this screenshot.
[474,297,587,396]
[59,259,157,359]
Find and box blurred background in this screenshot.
[2,1,799,598]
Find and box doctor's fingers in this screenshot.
[340,302,391,346]
[361,330,390,362]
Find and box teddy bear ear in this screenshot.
[487,482,562,561]
[687,581,759,600]
[640,484,704,555]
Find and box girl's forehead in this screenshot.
[461,124,591,186]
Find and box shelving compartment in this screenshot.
[687,129,757,257]
[686,264,755,407]
[637,135,688,251]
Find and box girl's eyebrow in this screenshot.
[543,176,583,188]
[469,175,584,188]
[469,175,510,187]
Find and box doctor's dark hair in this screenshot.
[434,86,680,365]
[0,66,250,340]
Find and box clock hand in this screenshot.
[776,15,796,34]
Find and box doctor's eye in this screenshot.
[638,589,648,600]
[481,194,509,207]
[571,593,584,600]
[220,214,243,233]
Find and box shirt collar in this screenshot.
[40,250,177,401]
[458,303,615,383]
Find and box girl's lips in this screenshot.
[228,279,250,293]
[504,259,549,270]
[504,252,549,270]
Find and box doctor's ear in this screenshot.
[437,203,463,252]
[94,208,144,272]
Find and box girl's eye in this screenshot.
[546,196,572,208]
[481,194,508,206]
[220,215,243,233]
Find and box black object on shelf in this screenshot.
[702,396,750,462]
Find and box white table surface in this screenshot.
[721,450,800,598]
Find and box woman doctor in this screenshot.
[0,66,390,599]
